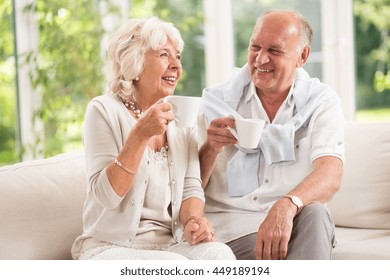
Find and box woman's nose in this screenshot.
[170,56,182,70]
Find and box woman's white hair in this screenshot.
[107,17,184,101]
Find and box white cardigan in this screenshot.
[79,93,204,247]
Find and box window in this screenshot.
[353,0,390,122]
[0,0,388,166]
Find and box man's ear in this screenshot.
[297,45,311,68]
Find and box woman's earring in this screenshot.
[134,77,139,81]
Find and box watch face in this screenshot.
[284,195,303,212]
[292,196,303,208]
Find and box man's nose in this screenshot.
[255,49,270,64]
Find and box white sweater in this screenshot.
[76,93,204,247]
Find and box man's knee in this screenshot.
[301,202,329,214]
[296,202,333,227]
[287,203,335,259]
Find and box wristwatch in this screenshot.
[284,195,303,214]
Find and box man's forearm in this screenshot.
[287,156,343,206]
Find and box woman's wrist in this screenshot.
[131,122,151,143]
[184,215,199,227]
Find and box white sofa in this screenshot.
[328,122,390,259]
[0,152,86,260]
[1,122,389,260]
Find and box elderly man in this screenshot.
[198,10,344,260]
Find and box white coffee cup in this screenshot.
[163,95,202,127]
[227,117,265,149]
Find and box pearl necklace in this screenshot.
[123,100,142,119]
[123,98,169,153]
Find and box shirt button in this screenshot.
[170,161,174,166]
[253,197,258,201]
[338,141,343,145]
[147,161,150,165]
[171,180,176,185]
[295,144,299,149]
[130,199,134,205]
[265,179,269,184]
[174,221,178,225]
[172,200,177,205]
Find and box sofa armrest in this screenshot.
[328,122,390,230]
[0,152,87,260]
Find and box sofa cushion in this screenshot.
[0,152,86,260]
[332,227,390,259]
[328,122,390,229]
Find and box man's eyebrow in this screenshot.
[269,44,284,50]
[249,41,284,51]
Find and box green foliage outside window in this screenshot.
[25,0,109,156]
[0,0,17,164]
[354,0,390,110]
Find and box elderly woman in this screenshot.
[71,17,235,260]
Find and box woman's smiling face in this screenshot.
[136,40,182,103]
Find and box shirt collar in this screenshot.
[245,80,296,107]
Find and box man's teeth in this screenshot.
[256,68,272,73]
[163,77,176,82]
